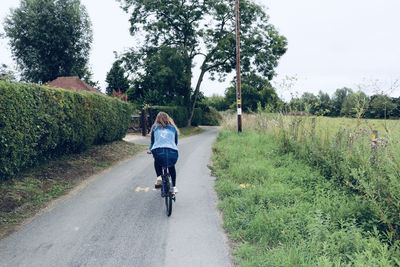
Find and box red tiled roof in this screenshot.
[47,76,99,93]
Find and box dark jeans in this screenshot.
[152,148,178,186]
[154,163,176,187]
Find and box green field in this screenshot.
[213,114,400,266]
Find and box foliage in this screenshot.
[0,64,16,82]
[204,94,229,111]
[392,97,400,118]
[332,87,353,116]
[0,81,132,180]
[126,46,191,106]
[200,106,222,126]
[223,113,400,242]
[367,94,397,119]
[111,90,128,102]
[316,91,333,116]
[118,0,287,125]
[105,60,130,95]
[147,106,194,128]
[287,88,400,119]
[3,0,93,83]
[225,72,280,112]
[276,116,400,239]
[341,91,369,118]
[147,105,220,128]
[213,130,400,266]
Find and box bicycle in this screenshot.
[148,150,176,217]
[160,166,176,217]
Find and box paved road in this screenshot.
[0,127,232,267]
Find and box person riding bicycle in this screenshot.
[149,112,179,194]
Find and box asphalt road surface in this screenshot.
[0,127,232,267]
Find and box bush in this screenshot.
[147,105,216,127]
[204,94,229,111]
[201,106,222,126]
[213,130,400,266]
[0,81,132,180]
[147,106,189,128]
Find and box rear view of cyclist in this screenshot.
[149,112,179,194]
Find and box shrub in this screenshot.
[201,106,222,126]
[223,112,400,240]
[213,129,400,266]
[0,81,132,180]
[147,106,189,128]
[147,105,216,127]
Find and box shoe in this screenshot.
[154,176,162,189]
[172,187,179,194]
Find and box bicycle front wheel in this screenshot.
[164,174,173,216]
[165,194,172,216]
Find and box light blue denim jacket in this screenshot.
[150,124,178,151]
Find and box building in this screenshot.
[47,76,100,93]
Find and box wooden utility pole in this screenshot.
[235,0,242,132]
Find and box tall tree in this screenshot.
[366,94,396,119]
[126,46,190,105]
[392,97,400,118]
[341,91,369,118]
[4,0,93,83]
[225,72,279,111]
[106,60,130,95]
[118,0,287,125]
[331,87,353,116]
[316,91,332,116]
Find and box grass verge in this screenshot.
[0,141,145,239]
[212,130,400,266]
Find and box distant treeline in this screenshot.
[286,88,400,119]
[206,87,400,119]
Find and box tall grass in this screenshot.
[222,113,400,240]
[213,130,400,266]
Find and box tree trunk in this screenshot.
[184,58,192,109]
[187,68,206,127]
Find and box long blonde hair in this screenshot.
[153,112,179,134]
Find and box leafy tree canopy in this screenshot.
[106,60,130,95]
[204,94,229,111]
[367,94,397,119]
[225,72,279,112]
[332,87,353,116]
[341,91,369,118]
[118,0,287,124]
[4,0,93,83]
[126,46,191,106]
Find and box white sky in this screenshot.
[1,0,399,100]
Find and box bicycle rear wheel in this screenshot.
[164,174,173,216]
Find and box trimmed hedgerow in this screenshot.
[147,106,189,128]
[147,105,202,127]
[0,81,132,180]
[147,105,220,127]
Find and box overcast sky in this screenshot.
[1,0,399,100]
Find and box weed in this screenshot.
[213,130,400,266]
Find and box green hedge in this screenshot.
[200,106,222,126]
[147,106,186,127]
[0,81,132,180]
[147,105,220,128]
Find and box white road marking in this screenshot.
[135,186,150,192]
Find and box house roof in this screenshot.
[47,76,99,93]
